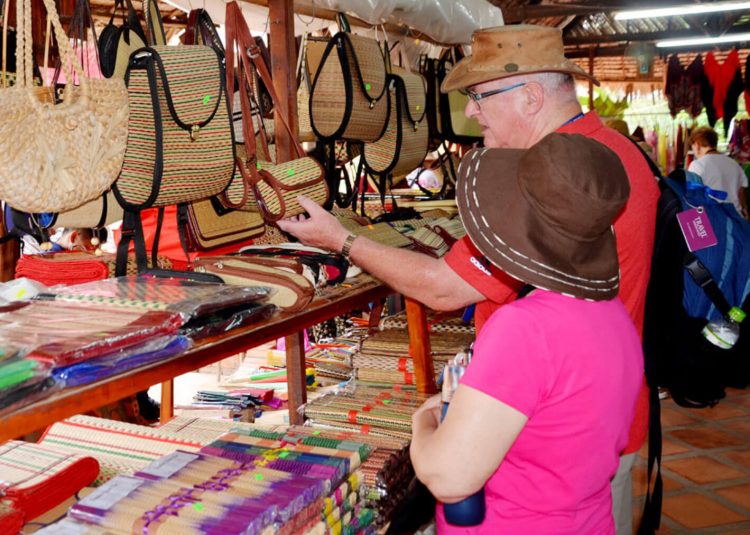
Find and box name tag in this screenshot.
[676,207,718,252]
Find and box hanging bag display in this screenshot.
[309,14,389,143]
[437,47,482,145]
[97,0,146,79]
[363,42,428,182]
[114,0,235,274]
[226,0,327,224]
[0,0,128,215]
[180,8,266,250]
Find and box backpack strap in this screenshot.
[684,254,734,318]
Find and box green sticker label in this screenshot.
[194,503,204,512]
[202,95,211,105]
[279,450,290,458]
[256,162,262,170]
[382,398,391,405]
[365,83,372,91]
[287,168,295,177]
[312,430,321,435]
[255,473,265,481]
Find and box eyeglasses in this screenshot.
[465,82,527,108]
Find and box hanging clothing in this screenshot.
[744,54,750,115]
[703,49,744,133]
[665,55,704,118]
[728,119,750,165]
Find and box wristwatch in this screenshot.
[341,233,357,259]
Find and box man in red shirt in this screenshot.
[279,24,659,534]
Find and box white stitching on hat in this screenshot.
[458,149,619,294]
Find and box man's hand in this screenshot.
[277,196,351,253]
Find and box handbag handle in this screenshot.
[52,0,99,87]
[16,0,86,98]
[144,0,166,46]
[226,1,305,161]
[2,0,11,88]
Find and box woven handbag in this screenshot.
[185,197,265,251]
[226,0,327,223]
[437,47,482,145]
[112,44,234,209]
[363,48,428,180]
[309,15,388,143]
[0,0,128,215]
[97,0,146,79]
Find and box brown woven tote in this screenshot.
[0,0,128,215]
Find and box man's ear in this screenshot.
[521,82,545,116]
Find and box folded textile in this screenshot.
[14,252,174,287]
[0,441,99,521]
[0,300,183,367]
[52,335,192,388]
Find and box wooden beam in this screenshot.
[285,331,307,425]
[564,24,750,45]
[268,0,297,163]
[405,298,437,395]
[500,3,618,24]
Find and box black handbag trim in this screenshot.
[309,36,350,141]
[339,32,387,102]
[113,54,164,210]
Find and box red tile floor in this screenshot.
[633,387,750,533]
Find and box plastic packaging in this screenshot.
[315,0,504,44]
[0,277,49,304]
[52,335,192,388]
[44,276,272,322]
[0,300,183,367]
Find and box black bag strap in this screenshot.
[683,254,737,318]
[116,210,148,276]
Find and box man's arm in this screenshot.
[277,196,484,310]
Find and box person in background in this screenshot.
[278,24,660,534]
[688,126,749,218]
[410,132,642,534]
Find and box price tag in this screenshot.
[139,451,200,479]
[78,476,144,511]
[676,207,718,252]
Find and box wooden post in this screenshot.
[405,297,437,394]
[588,47,595,112]
[268,0,298,164]
[160,379,174,423]
[285,331,307,425]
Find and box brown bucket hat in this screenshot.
[441,24,599,93]
[456,133,629,300]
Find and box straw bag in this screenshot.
[363,44,428,181]
[438,47,482,145]
[185,197,265,251]
[309,15,388,143]
[0,0,128,215]
[36,191,123,230]
[97,0,146,79]
[226,0,327,223]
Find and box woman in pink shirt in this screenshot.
[410,133,644,534]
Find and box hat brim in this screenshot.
[441,55,600,93]
[456,148,620,300]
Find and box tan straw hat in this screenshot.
[456,133,629,300]
[441,24,599,93]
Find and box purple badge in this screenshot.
[676,207,718,252]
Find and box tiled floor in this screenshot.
[633,387,750,533]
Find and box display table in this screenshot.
[0,275,436,442]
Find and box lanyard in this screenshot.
[561,112,585,127]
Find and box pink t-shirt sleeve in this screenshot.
[460,304,547,417]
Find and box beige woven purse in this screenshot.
[309,16,388,143]
[0,0,128,215]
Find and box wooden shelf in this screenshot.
[0,275,394,442]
